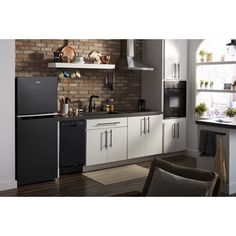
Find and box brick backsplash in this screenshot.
[15,40,142,112]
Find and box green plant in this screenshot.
[200,80,204,86]
[210,81,214,87]
[225,107,236,117]
[195,103,207,116]
[199,49,206,57]
[204,81,209,87]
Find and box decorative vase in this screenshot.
[200,57,205,63]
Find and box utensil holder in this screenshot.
[61,104,69,114]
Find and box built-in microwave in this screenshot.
[164,81,186,119]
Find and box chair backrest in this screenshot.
[142,157,220,196]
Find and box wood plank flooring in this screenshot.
[0,156,196,197]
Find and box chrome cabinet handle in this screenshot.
[177,63,180,79]
[109,130,112,148]
[101,132,103,150]
[173,123,176,138]
[105,130,108,149]
[177,123,179,138]
[140,118,143,136]
[147,117,150,133]
[143,117,146,135]
[96,122,120,127]
[173,63,177,78]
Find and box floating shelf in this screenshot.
[48,62,115,70]
[196,61,236,66]
[197,89,236,93]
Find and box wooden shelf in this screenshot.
[197,89,236,93]
[48,62,115,70]
[196,61,236,66]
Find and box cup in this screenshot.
[70,72,77,79]
[58,72,64,80]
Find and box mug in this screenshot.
[70,72,77,79]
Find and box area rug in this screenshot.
[82,164,149,185]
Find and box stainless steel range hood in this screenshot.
[117,40,154,71]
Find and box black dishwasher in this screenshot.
[59,120,86,174]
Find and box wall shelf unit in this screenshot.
[197,89,236,93]
[48,62,115,70]
[196,61,236,66]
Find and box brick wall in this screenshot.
[15,40,142,112]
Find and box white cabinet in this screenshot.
[163,118,186,153]
[164,40,188,81]
[86,118,127,166]
[127,116,146,159]
[128,115,163,159]
[86,129,108,166]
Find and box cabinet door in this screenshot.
[164,40,187,80]
[107,127,127,163]
[128,116,146,159]
[163,119,176,153]
[86,129,108,166]
[145,115,163,156]
[175,119,186,152]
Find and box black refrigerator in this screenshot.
[16,76,58,186]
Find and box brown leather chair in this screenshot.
[117,157,220,196]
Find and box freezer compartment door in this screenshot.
[16,76,58,115]
[16,117,58,186]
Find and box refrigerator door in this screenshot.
[16,116,58,186]
[16,76,58,115]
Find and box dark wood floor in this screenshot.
[0,156,196,197]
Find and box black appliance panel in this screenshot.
[16,117,58,186]
[60,120,86,173]
[164,81,186,118]
[16,76,58,115]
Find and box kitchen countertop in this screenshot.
[196,118,236,129]
[57,111,163,121]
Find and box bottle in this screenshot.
[109,99,114,113]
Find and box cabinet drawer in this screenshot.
[86,117,128,130]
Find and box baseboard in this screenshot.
[0,180,17,191]
[185,149,200,158]
[83,152,186,172]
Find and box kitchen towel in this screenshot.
[213,136,227,183]
[199,130,216,156]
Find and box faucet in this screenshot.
[89,95,99,112]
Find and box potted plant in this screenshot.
[199,49,206,62]
[195,103,208,117]
[200,80,204,88]
[225,107,236,117]
[204,81,209,89]
[210,81,214,89]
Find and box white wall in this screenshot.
[0,40,17,190]
[186,40,203,157]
